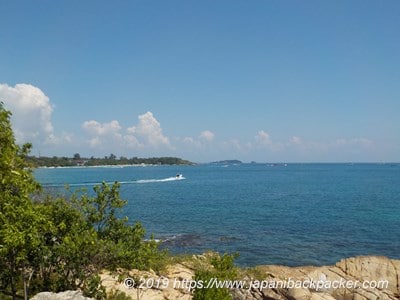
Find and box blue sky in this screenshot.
[1,0,399,162]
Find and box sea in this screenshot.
[34,163,400,267]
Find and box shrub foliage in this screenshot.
[0,103,165,299]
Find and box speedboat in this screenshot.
[175,173,183,179]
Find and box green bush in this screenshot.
[107,290,133,300]
[193,253,238,300]
[82,275,107,300]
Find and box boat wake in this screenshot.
[136,176,185,184]
[42,176,185,187]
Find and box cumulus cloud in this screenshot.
[82,111,171,153]
[252,130,285,152]
[82,120,122,136]
[82,120,123,147]
[178,130,216,149]
[255,130,272,145]
[0,83,55,144]
[127,112,170,147]
[199,130,215,142]
[0,83,75,156]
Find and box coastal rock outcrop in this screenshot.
[32,256,399,300]
[246,256,400,300]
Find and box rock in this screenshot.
[335,256,400,293]
[309,293,336,300]
[250,256,399,300]
[287,287,312,299]
[166,263,195,281]
[31,290,92,300]
[231,287,269,300]
[96,256,400,300]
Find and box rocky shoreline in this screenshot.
[32,255,400,300]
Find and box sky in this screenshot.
[1,0,399,163]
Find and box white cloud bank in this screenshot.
[0,83,378,161]
[82,111,171,154]
[180,130,216,148]
[0,83,55,144]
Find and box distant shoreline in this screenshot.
[36,163,190,169]
[27,155,194,168]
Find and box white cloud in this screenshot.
[77,111,382,160]
[199,130,215,142]
[0,83,55,145]
[82,120,123,148]
[254,130,284,151]
[290,136,303,145]
[82,120,122,137]
[334,137,373,149]
[124,134,142,149]
[0,83,74,153]
[354,138,373,147]
[0,83,378,162]
[127,112,170,147]
[180,136,201,149]
[255,130,272,145]
[177,130,216,149]
[82,111,171,154]
[288,136,374,150]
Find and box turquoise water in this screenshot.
[34,163,400,266]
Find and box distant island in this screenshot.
[27,154,194,168]
[211,159,242,164]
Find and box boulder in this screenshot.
[255,256,399,300]
[31,290,92,300]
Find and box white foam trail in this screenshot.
[43,180,136,188]
[42,177,185,187]
[136,176,185,183]
[43,182,103,188]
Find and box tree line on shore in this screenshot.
[27,154,194,168]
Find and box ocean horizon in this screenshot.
[34,162,400,267]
